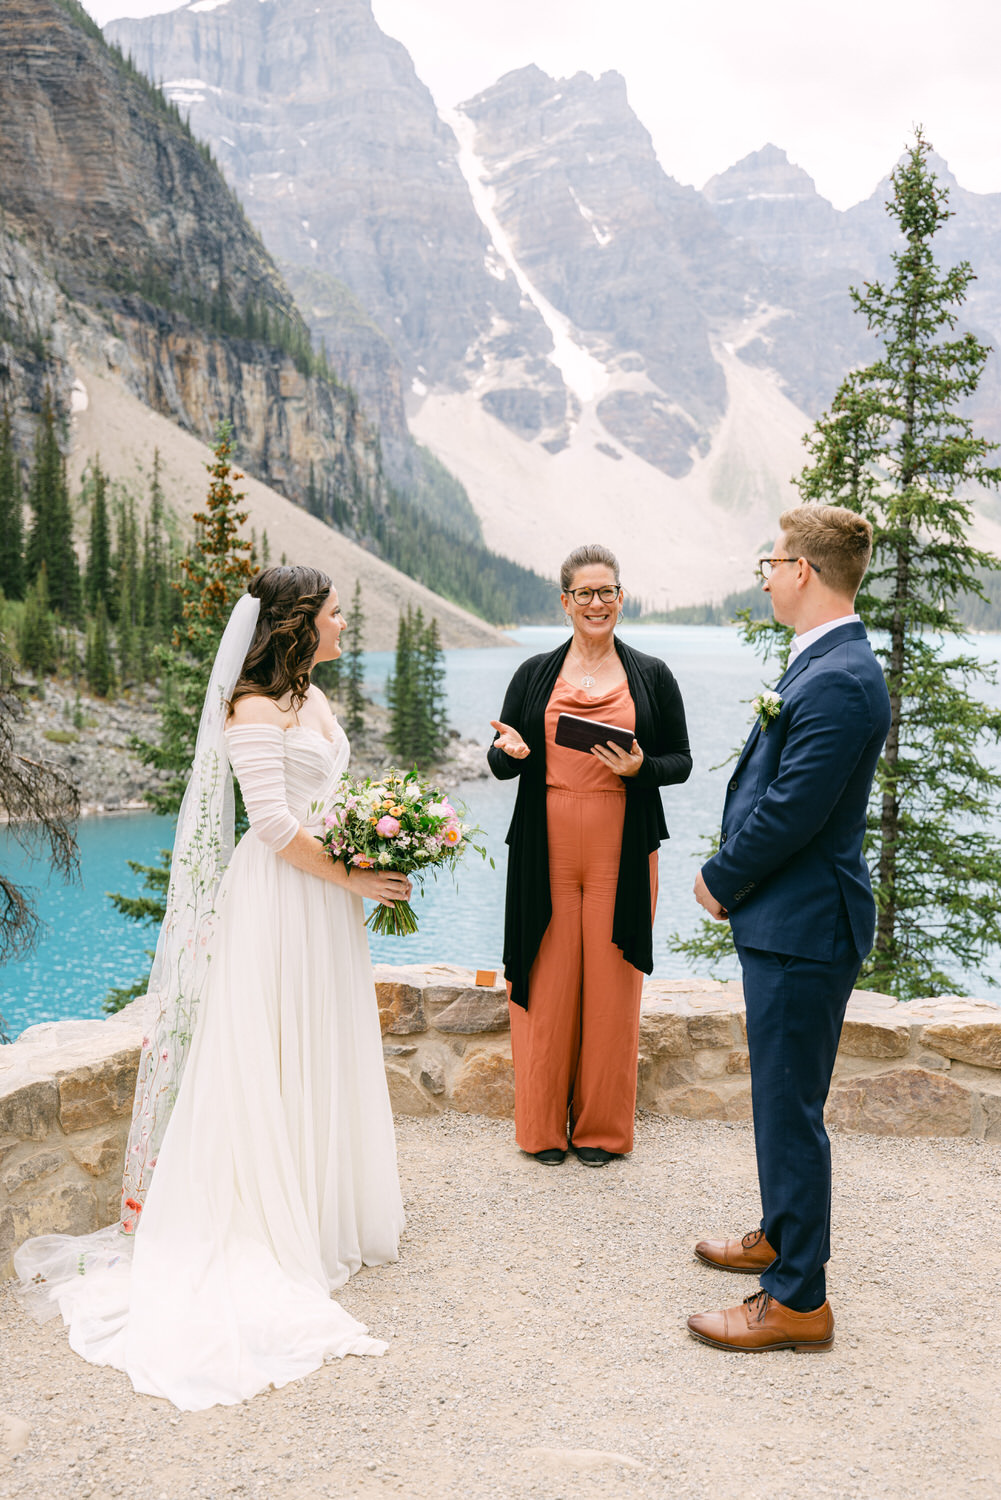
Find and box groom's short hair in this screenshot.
[779,505,873,598]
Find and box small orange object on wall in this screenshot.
[474,969,497,987]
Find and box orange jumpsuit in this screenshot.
[508,677,658,1154]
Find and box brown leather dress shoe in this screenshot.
[694,1228,777,1272]
[687,1289,834,1352]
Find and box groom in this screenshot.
[689,504,890,1352]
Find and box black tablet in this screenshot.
[554,712,634,754]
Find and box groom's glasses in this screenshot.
[566,586,621,604]
[757,557,821,579]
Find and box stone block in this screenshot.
[0,1180,98,1268]
[1,1149,64,1198]
[419,1061,447,1096]
[384,1063,438,1116]
[432,989,509,1034]
[449,1049,515,1119]
[827,1067,972,1137]
[919,1022,1001,1071]
[839,1020,911,1060]
[687,1014,736,1049]
[637,1009,690,1057]
[0,1081,59,1142]
[69,1125,128,1179]
[660,1084,752,1123]
[726,1051,751,1075]
[693,1050,731,1080]
[375,979,427,1036]
[57,1051,138,1132]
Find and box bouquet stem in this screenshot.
[365,898,420,937]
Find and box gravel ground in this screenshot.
[2,1111,1000,1500]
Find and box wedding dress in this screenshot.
[15,719,405,1410]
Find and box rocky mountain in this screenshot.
[100,0,1001,605]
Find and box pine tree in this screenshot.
[84,458,113,614]
[418,614,449,762]
[139,448,173,651]
[342,576,366,740]
[795,132,1001,998]
[386,607,418,763]
[25,395,80,622]
[106,423,257,1011]
[0,405,25,601]
[18,564,57,677]
[86,597,116,699]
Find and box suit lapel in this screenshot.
[735,622,869,775]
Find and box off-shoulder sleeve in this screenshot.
[224,725,299,852]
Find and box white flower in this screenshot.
[378,851,392,865]
[751,690,784,731]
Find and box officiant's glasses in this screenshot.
[757,557,821,579]
[566,585,621,603]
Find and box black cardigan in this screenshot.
[488,638,692,1009]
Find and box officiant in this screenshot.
[488,544,691,1167]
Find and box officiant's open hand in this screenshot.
[490,720,530,759]
[694,869,728,922]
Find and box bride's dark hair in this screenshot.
[228,565,333,713]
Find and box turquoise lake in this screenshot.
[2,624,999,1038]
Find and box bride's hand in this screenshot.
[348,868,413,906]
[490,720,530,759]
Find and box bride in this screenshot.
[14,566,410,1409]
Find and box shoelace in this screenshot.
[741,1229,765,1249]
[743,1289,772,1322]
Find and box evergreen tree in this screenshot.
[84,458,113,614]
[106,423,256,1010]
[86,597,116,699]
[342,576,366,740]
[418,614,449,761]
[0,405,25,601]
[795,131,1001,997]
[386,607,418,763]
[139,448,174,651]
[18,564,57,677]
[25,395,80,621]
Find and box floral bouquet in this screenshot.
[312,768,489,936]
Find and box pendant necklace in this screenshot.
[569,642,616,690]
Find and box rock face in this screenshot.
[104,3,1001,607]
[107,0,549,495]
[0,0,389,529]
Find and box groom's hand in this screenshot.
[694,869,728,921]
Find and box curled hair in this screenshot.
[778,505,873,598]
[559,543,621,593]
[228,565,333,713]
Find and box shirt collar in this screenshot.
[788,614,861,662]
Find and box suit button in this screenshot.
[729,778,739,792]
[720,832,727,843]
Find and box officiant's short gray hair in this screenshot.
[560,544,621,593]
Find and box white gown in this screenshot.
[15,722,405,1410]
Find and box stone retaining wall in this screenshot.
[2,966,999,1279]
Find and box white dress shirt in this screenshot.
[788,614,861,662]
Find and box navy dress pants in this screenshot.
[736,914,862,1312]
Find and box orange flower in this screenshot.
[124,1198,143,1214]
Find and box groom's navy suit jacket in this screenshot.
[702,621,890,962]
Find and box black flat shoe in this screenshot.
[531,1148,567,1165]
[572,1145,617,1167]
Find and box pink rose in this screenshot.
[375,815,401,837]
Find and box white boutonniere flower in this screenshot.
[752,689,783,732]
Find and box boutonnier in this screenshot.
[752,690,783,731]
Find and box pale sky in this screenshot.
[81,0,1001,209]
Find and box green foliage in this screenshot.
[24,395,80,621]
[85,597,116,699]
[103,852,171,1014]
[363,486,557,625]
[341,577,366,740]
[797,131,1001,998]
[83,459,113,614]
[18,565,57,676]
[107,425,257,1004]
[0,405,25,601]
[386,607,450,766]
[644,585,774,627]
